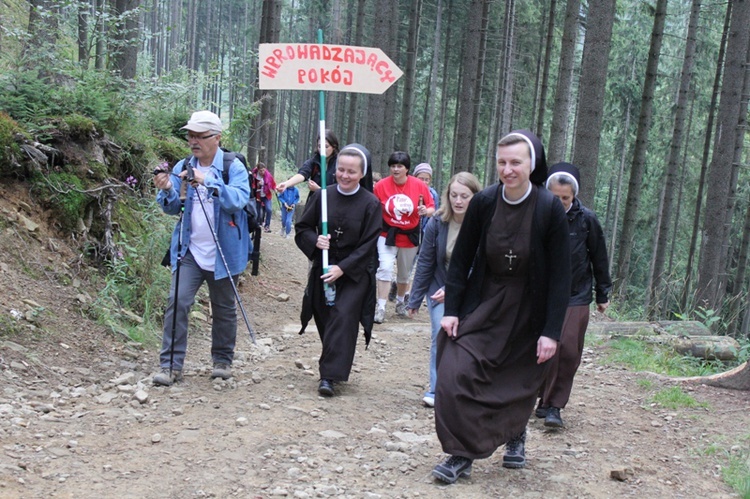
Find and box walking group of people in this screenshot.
[152,110,611,486]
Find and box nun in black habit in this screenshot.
[295,144,381,397]
[431,130,571,484]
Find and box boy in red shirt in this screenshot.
[373,151,435,323]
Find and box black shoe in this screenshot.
[544,407,563,428]
[502,430,526,469]
[535,401,549,419]
[432,455,472,484]
[318,379,335,396]
[388,281,397,302]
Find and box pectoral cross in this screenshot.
[505,249,517,270]
[334,227,344,239]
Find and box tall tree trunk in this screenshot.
[614,0,668,298]
[420,0,444,165]
[546,0,580,165]
[695,0,750,311]
[535,0,557,140]
[112,0,141,80]
[77,1,89,67]
[434,4,454,192]
[468,0,492,171]
[498,0,515,135]
[682,1,732,311]
[95,0,106,70]
[346,0,367,142]
[399,0,423,150]
[731,178,750,336]
[668,94,696,281]
[451,0,490,173]
[648,0,702,316]
[572,0,617,208]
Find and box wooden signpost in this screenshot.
[259,33,402,304]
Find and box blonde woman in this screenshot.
[407,172,482,408]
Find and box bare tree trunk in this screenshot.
[346,0,366,142]
[78,1,89,67]
[572,0,617,208]
[534,0,557,140]
[399,0,423,150]
[112,0,141,80]
[730,187,750,336]
[695,0,750,311]
[606,61,634,276]
[681,1,731,311]
[383,1,400,154]
[498,0,515,135]
[420,0,443,165]
[94,0,106,70]
[546,0,580,165]
[614,0,667,298]
[434,4,454,192]
[451,0,489,172]
[648,0,702,316]
[668,94,696,280]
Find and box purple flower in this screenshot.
[125,176,137,187]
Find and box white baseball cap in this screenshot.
[181,111,223,133]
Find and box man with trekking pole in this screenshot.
[152,110,251,386]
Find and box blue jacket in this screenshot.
[157,149,251,280]
[408,216,449,311]
[278,186,300,208]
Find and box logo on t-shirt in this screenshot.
[384,194,415,223]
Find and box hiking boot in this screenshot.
[318,379,335,397]
[153,368,182,386]
[432,455,473,484]
[422,395,435,408]
[544,407,564,428]
[535,400,549,419]
[211,363,232,380]
[502,430,527,469]
[374,307,386,324]
[395,301,408,317]
[388,281,397,302]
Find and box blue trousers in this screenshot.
[257,198,273,229]
[280,206,294,235]
[160,252,238,370]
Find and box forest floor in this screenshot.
[0,185,749,499]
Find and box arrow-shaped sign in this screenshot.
[258,43,403,94]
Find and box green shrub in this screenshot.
[0,112,24,177]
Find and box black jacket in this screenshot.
[566,198,611,306]
[444,184,571,341]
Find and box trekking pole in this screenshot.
[167,173,189,379]
[187,164,257,344]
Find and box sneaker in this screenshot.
[211,363,232,380]
[264,227,271,233]
[544,407,563,428]
[374,307,385,324]
[395,301,408,317]
[279,228,285,236]
[535,400,549,419]
[388,281,397,302]
[502,430,527,469]
[153,368,182,386]
[422,395,435,407]
[432,455,473,484]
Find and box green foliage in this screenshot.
[0,112,23,176]
[696,437,750,498]
[89,202,173,344]
[648,386,708,410]
[636,378,654,390]
[62,114,98,140]
[31,172,89,231]
[604,337,739,377]
[0,315,25,338]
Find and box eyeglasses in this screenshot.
[186,133,218,141]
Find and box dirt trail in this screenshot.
[0,201,747,498]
